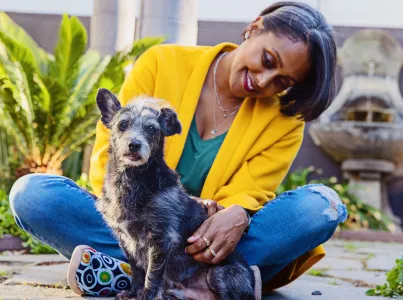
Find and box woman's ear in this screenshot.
[250,16,264,29]
[245,17,264,40]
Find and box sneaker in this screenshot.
[67,245,132,297]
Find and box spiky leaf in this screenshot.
[49,14,87,91]
[0,12,50,75]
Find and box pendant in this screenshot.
[210,129,217,135]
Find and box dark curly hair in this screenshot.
[250,2,337,122]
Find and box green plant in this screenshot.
[277,167,394,231]
[366,257,403,298]
[0,12,163,177]
[343,242,357,252]
[75,173,93,192]
[308,268,328,277]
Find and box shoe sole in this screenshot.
[67,245,91,296]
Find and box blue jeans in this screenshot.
[9,174,347,283]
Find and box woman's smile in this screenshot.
[243,69,258,94]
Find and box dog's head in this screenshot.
[96,88,182,167]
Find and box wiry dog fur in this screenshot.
[95,88,255,300]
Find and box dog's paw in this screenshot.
[115,290,136,300]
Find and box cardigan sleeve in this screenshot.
[89,47,158,197]
[213,122,305,211]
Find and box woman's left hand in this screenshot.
[185,205,248,264]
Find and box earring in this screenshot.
[244,25,252,40]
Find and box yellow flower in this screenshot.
[334,184,344,192]
[329,177,338,184]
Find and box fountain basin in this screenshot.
[309,121,403,164]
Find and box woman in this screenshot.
[9,1,347,298]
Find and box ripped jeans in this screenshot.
[9,174,347,284]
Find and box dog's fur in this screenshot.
[95,88,255,300]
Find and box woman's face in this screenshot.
[229,23,312,99]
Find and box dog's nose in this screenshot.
[129,140,141,152]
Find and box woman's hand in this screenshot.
[190,197,225,217]
[185,205,248,264]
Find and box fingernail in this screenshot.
[187,236,196,243]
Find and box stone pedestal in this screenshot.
[342,159,401,231]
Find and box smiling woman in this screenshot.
[9,1,344,299]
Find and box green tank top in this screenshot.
[176,117,227,197]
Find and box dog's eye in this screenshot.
[118,121,128,131]
[147,125,156,134]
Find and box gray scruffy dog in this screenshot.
[95,88,256,300]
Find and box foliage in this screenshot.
[0,12,163,176]
[276,167,394,231]
[75,173,93,192]
[307,269,328,277]
[366,257,403,298]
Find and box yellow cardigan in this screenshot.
[89,42,325,289]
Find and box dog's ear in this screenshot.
[96,88,122,128]
[158,108,182,136]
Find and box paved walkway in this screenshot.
[0,239,401,299]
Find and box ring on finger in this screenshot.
[203,199,213,206]
[202,236,211,247]
[208,247,217,257]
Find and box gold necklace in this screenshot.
[211,52,241,135]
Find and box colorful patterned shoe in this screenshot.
[67,245,132,297]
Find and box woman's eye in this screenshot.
[118,121,128,131]
[263,52,273,68]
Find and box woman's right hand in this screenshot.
[191,197,225,217]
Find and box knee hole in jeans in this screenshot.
[304,184,348,223]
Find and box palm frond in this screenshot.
[51,53,110,145]
[49,14,87,92]
[39,76,69,164]
[0,12,50,75]
[0,31,37,77]
[0,53,36,156]
[49,113,99,165]
[0,89,29,157]
[127,36,165,58]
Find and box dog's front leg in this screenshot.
[139,246,168,300]
[115,247,145,300]
[129,261,146,296]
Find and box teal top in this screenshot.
[176,117,227,197]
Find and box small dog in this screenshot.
[95,88,255,300]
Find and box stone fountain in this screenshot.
[309,29,403,227]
